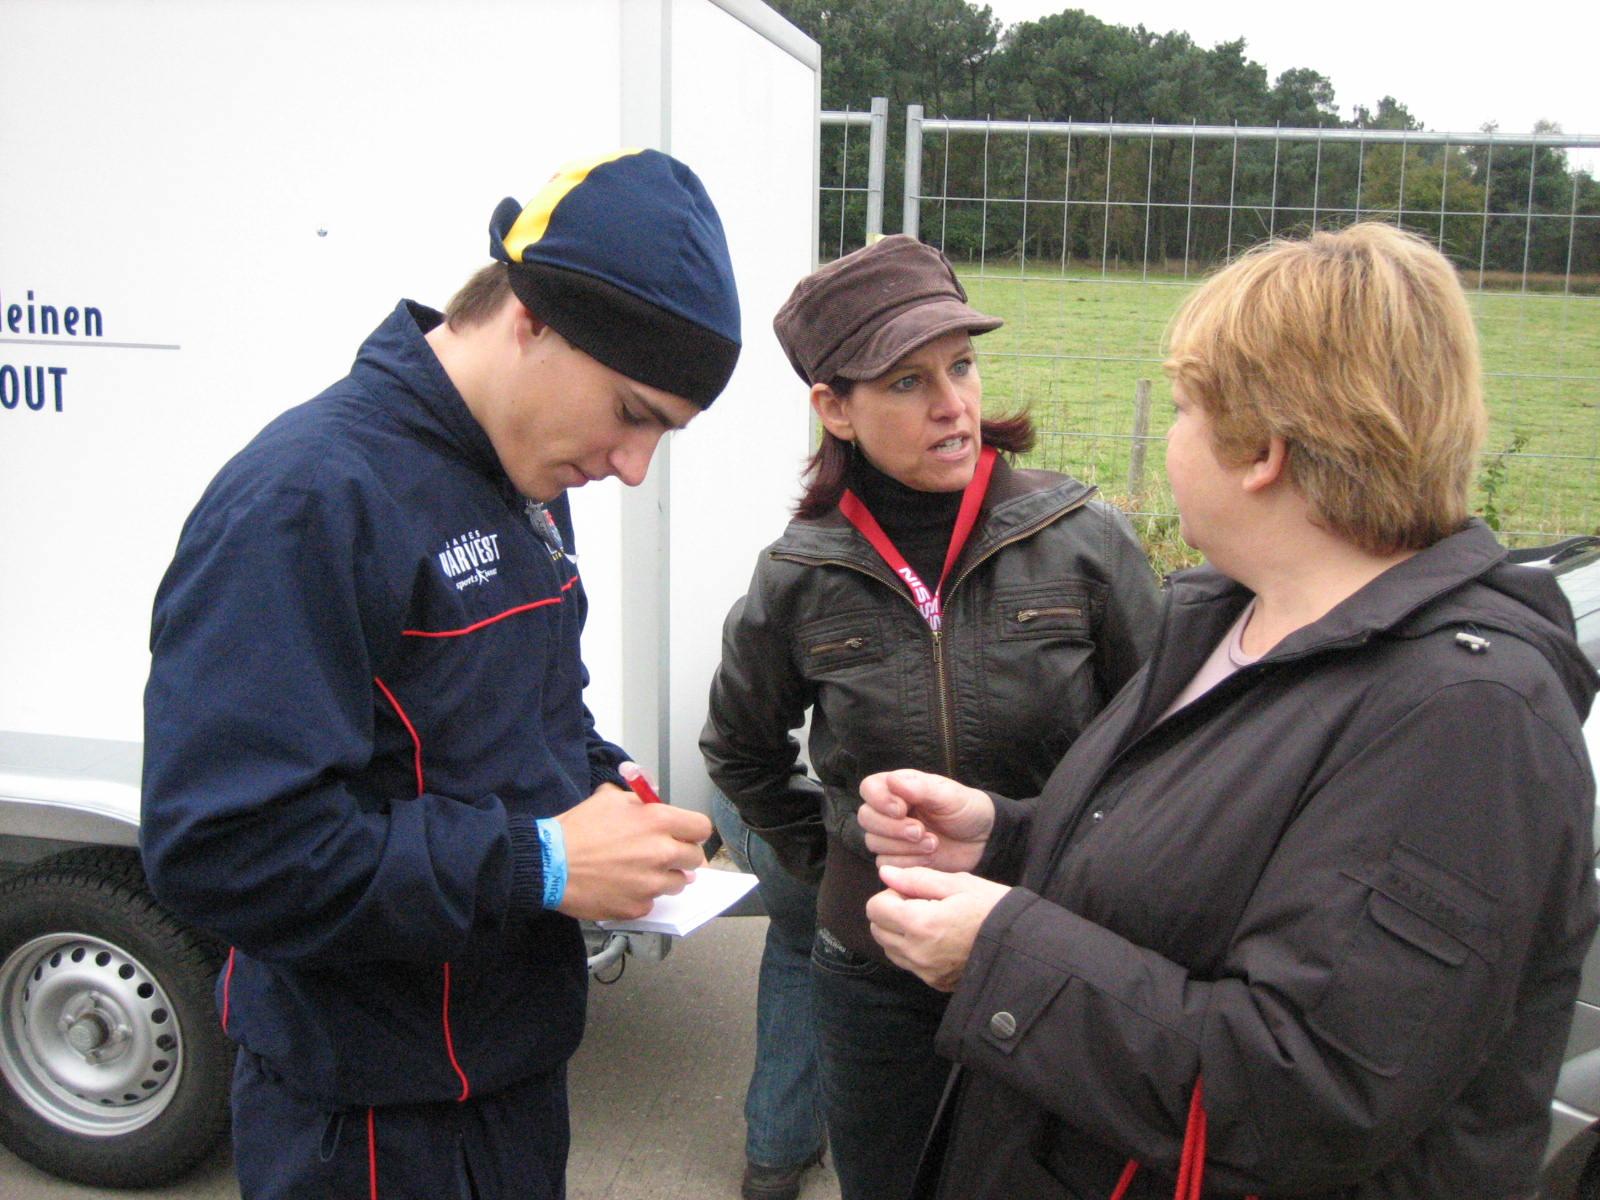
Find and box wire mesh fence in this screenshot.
[895,112,1600,551]
[819,98,888,260]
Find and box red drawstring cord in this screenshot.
[1109,1158,1141,1200]
[367,1107,378,1200]
[1174,1077,1208,1199]
[1107,1077,1257,1200]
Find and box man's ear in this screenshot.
[811,382,854,442]
[510,297,551,349]
[1241,435,1288,493]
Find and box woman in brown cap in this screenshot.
[701,234,1162,1200]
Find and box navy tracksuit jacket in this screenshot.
[141,303,628,1193]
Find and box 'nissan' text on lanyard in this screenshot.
[838,445,998,633]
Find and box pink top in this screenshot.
[1159,598,1261,723]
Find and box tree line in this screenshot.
[776,1,1598,282]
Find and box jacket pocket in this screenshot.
[797,614,886,673]
[981,583,1101,774]
[811,926,882,979]
[1309,842,1497,1077]
[994,583,1094,642]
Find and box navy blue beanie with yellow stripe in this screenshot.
[488,148,741,407]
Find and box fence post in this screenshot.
[866,96,887,240]
[903,104,924,240]
[1127,379,1152,496]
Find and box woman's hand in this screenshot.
[858,768,995,872]
[866,865,1010,992]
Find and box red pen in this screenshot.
[619,761,663,804]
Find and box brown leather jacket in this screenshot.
[700,458,1161,958]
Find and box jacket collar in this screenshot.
[771,456,1096,579]
[1167,520,1509,658]
[1160,519,1596,717]
[349,301,516,498]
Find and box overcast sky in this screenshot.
[978,1,1599,170]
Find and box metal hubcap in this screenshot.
[0,933,185,1136]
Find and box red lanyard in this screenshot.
[838,446,997,632]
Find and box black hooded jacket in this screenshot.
[921,520,1599,1200]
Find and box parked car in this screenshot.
[1537,536,1600,1199]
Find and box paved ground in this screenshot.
[0,914,842,1200]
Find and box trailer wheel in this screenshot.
[0,856,233,1187]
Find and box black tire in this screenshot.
[0,854,234,1187]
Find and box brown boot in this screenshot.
[740,1144,825,1200]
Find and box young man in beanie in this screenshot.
[140,148,741,1199]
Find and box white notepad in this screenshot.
[597,868,759,937]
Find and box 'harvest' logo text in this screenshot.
[438,530,501,591]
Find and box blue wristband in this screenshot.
[535,818,568,910]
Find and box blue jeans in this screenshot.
[711,791,826,1170]
[811,930,951,1200]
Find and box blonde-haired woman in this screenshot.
[860,222,1599,1200]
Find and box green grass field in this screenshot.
[956,263,1600,569]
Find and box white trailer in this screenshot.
[0,0,817,1185]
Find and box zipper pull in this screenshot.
[523,500,567,561]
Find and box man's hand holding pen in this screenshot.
[554,765,711,921]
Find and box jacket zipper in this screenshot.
[931,630,957,776]
[1016,604,1084,623]
[773,491,1095,781]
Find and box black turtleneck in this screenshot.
[843,450,966,587]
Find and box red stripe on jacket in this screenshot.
[441,963,471,1101]
[220,947,236,1032]
[401,574,579,638]
[370,677,472,1101]
[372,677,424,798]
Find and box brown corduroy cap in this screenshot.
[772,234,1002,385]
